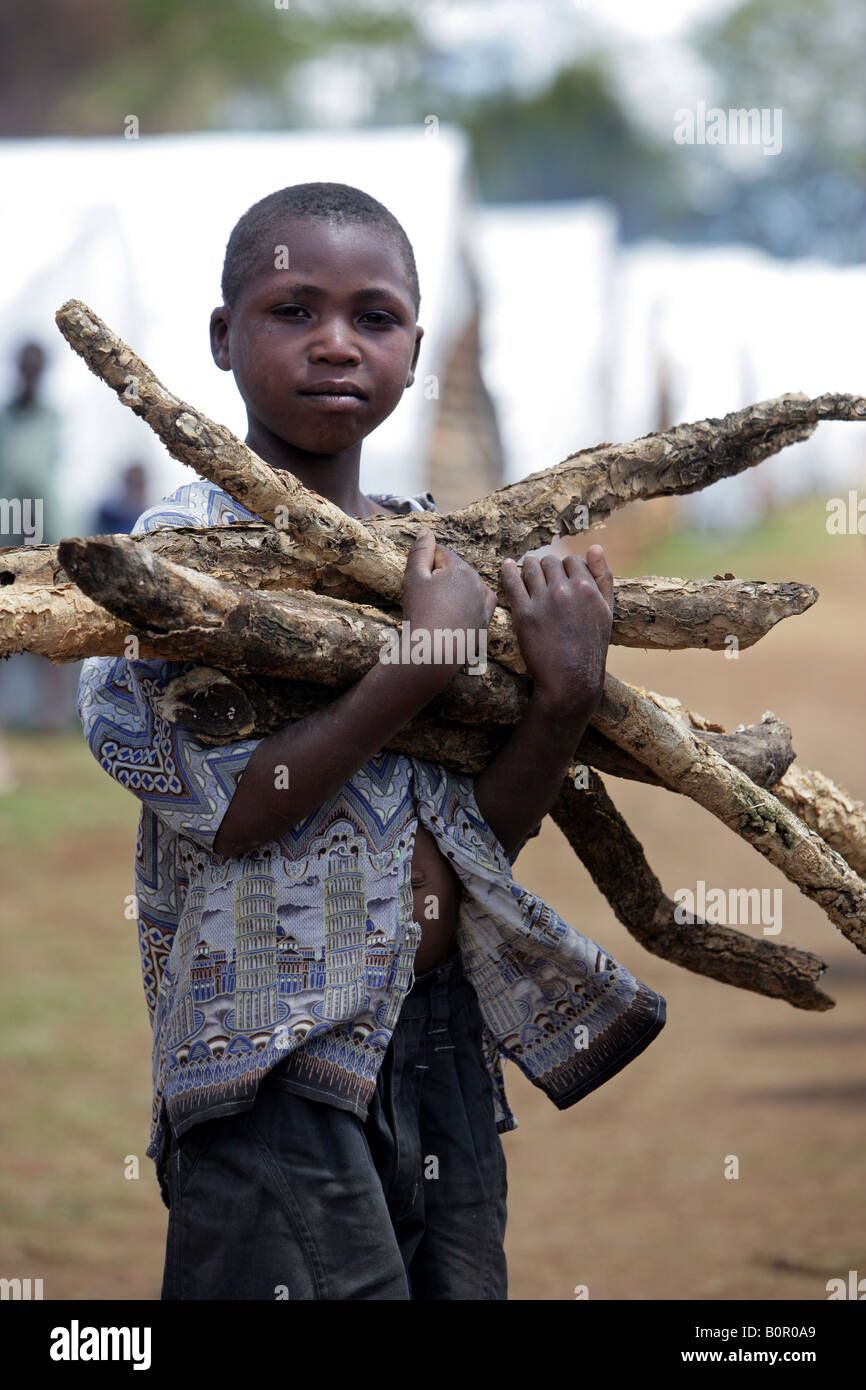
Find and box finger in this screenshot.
[404,527,436,578]
[430,541,455,571]
[540,554,566,587]
[585,544,615,612]
[500,556,525,593]
[562,553,589,579]
[520,554,546,597]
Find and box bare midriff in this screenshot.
[410,823,462,973]
[360,502,462,975]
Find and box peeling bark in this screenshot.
[0,531,816,655]
[551,771,833,1011]
[594,674,866,951]
[371,393,866,570]
[154,663,795,793]
[56,534,529,725]
[773,765,866,879]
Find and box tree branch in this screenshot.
[551,770,833,1012]
[56,528,866,948]
[370,393,866,570]
[0,531,816,655]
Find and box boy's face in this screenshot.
[210,217,423,458]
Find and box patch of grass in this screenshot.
[0,734,138,848]
[627,493,860,581]
[0,727,156,1294]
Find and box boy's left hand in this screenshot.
[501,544,614,717]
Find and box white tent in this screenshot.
[475,199,618,482]
[614,241,866,529]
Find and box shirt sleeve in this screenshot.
[77,489,263,856]
[505,819,543,865]
[78,654,263,857]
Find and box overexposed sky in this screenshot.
[420,0,741,64]
[588,0,739,39]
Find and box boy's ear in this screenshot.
[210,306,232,371]
[405,324,424,389]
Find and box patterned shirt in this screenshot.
[77,479,666,1208]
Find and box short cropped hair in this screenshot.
[221,182,421,317]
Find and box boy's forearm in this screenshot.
[473,691,591,859]
[212,659,451,859]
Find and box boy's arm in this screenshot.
[213,529,497,859]
[212,659,450,858]
[473,547,614,860]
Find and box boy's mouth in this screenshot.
[298,379,367,410]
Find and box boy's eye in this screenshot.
[270,306,395,326]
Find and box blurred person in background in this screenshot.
[0,339,74,742]
[91,460,150,535]
[0,340,63,546]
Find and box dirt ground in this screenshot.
[1,495,864,1300]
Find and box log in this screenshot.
[154,666,509,772]
[605,575,816,650]
[168,663,866,888]
[57,534,530,726]
[595,674,866,951]
[154,664,796,791]
[9,551,850,868]
[550,770,833,1011]
[53,529,798,783]
[2,527,382,602]
[0,581,123,661]
[772,765,866,880]
[0,532,817,655]
[4,532,803,804]
[614,687,866,875]
[371,393,866,568]
[580,715,797,793]
[57,529,866,949]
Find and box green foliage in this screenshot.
[0,733,136,848]
[456,59,685,234]
[0,0,418,134]
[3,0,859,257]
[628,494,848,583]
[697,0,865,164]
[694,0,866,260]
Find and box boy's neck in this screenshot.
[245,420,376,517]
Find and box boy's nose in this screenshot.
[309,325,361,364]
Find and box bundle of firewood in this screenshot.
[3,299,865,1013]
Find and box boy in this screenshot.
[77,182,666,1301]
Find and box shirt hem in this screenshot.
[262,1073,370,1121]
[550,993,667,1111]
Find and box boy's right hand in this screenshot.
[401,528,497,682]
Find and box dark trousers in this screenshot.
[160,946,509,1300]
